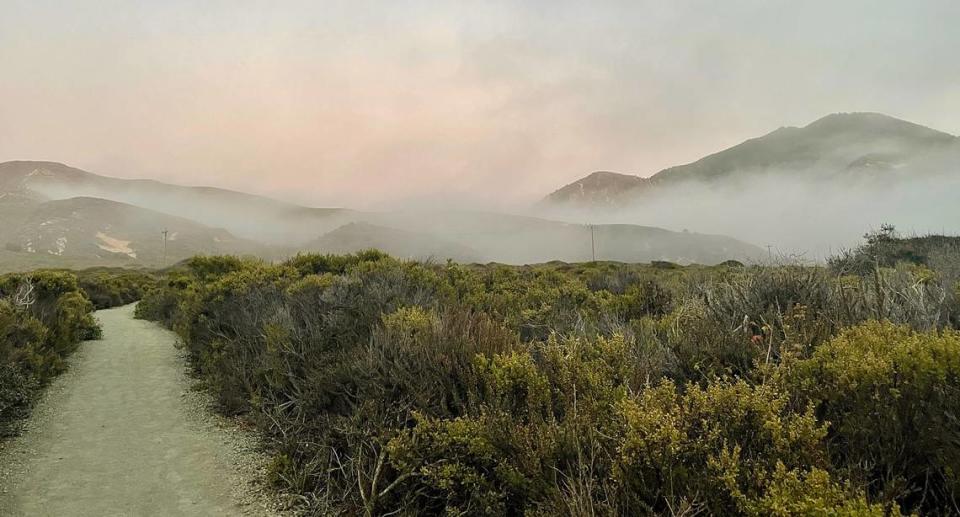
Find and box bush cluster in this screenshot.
[76,268,156,309]
[135,247,960,515]
[0,271,100,436]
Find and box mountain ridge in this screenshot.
[543,112,957,207]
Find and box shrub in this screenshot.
[77,269,155,309]
[286,250,391,276]
[0,363,37,437]
[651,260,680,269]
[0,271,100,435]
[749,464,896,516]
[132,253,960,514]
[615,380,827,515]
[384,334,634,515]
[793,321,960,513]
[618,279,673,319]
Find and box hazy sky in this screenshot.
[1,0,957,209]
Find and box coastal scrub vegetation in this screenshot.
[0,271,99,436]
[130,232,960,515]
[0,268,152,436]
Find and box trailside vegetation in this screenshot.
[75,268,157,309]
[135,236,960,515]
[0,268,151,437]
[0,271,100,436]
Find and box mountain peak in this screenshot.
[543,171,647,206]
[804,112,955,140]
[584,170,638,180]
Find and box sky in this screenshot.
[1,0,958,209]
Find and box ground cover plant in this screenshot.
[136,232,960,515]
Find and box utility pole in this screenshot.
[161,229,168,267]
[589,224,596,262]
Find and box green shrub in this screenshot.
[651,260,680,269]
[77,269,155,309]
[794,321,960,513]
[286,249,391,276]
[749,464,896,516]
[385,334,634,515]
[617,279,673,319]
[0,271,100,435]
[0,363,37,437]
[132,253,960,514]
[616,380,827,514]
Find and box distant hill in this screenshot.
[543,112,957,207]
[306,222,482,262]
[0,160,766,269]
[543,171,649,207]
[353,211,764,264]
[1,196,264,270]
[0,161,352,244]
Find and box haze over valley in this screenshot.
[3,110,958,271]
[0,159,764,270]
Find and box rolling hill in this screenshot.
[347,211,764,264]
[1,196,265,270]
[0,161,353,244]
[306,222,482,262]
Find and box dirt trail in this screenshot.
[0,304,277,516]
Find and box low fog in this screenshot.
[535,166,960,261]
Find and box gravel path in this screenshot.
[0,304,281,516]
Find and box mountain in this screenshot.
[542,112,957,207]
[1,196,265,270]
[0,161,352,244]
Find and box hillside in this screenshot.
[0,161,767,268]
[543,112,958,207]
[543,171,649,207]
[0,197,264,271]
[0,161,352,244]
[353,211,764,264]
[307,215,766,265]
[306,222,482,262]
